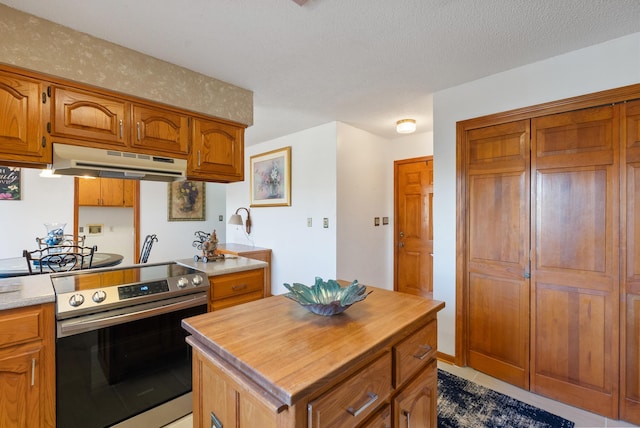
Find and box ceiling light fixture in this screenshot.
[396,119,416,134]
[228,207,252,235]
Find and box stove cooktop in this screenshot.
[52,262,207,319]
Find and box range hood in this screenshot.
[52,144,187,182]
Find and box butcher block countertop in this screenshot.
[182,286,445,407]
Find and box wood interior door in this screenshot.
[394,157,433,297]
[465,120,531,389]
[621,100,640,424]
[530,105,619,418]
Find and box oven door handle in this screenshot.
[57,293,208,338]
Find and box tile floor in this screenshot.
[162,362,640,428]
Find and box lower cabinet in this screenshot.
[0,304,55,428]
[208,268,265,311]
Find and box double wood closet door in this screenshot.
[457,86,640,424]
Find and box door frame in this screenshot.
[73,178,141,263]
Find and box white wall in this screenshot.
[226,121,432,296]
[336,123,433,289]
[226,123,338,295]
[433,32,640,357]
[1,168,227,265]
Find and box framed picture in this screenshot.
[250,146,291,207]
[0,166,21,200]
[168,180,206,221]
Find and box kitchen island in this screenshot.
[182,286,444,427]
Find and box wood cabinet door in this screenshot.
[0,347,42,428]
[530,105,619,418]
[620,100,640,424]
[0,71,48,163]
[77,177,102,206]
[189,118,244,182]
[465,120,531,389]
[393,360,437,428]
[99,177,125,206]
[131,104,189,155]
[51,86,127,147]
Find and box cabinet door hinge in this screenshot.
[47,86,51,98]
[41,136,46,148]
[46,122,51,134]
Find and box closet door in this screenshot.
[621,99,640,424]
[465,120,531,389]
[531,105,619,418]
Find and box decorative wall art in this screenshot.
[250,146,291,207]
[0,166,21,200]
[168,180,206,221]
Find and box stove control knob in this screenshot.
[192,275,204,286]
[92,290,107,303]
[69,293,85,307]
[177,277,189,288]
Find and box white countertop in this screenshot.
[0,273,55,310]
[175,256,267,276]
[0,256,267,312]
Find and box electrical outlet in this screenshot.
[382,217,389,225]
[323,218,329,228]
[307,218,312,227]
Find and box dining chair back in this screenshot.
[23,245,97,274]
[36,234,86,249]
[138,234,158,264]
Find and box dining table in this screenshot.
[0,252,124,278]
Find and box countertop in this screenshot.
[175,256,267,275]
[182,287,445,406]
[0,256,267,312]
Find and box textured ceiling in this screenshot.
[2,0,639,145]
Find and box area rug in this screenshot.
[438,369,575,428]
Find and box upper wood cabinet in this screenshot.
[131,104,189,155]
[77,177,134,207]
[51,85,128,148]
[0,70,50,165]
[0,65,248,182]
[188,118,245,182]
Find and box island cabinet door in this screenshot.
[193,347,279,428]
[393,359,438,428]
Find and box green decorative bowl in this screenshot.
[283,277,371,316]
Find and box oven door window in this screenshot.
[56,304,205,428]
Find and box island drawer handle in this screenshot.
[347,392,378,417]
[210,411,223,428]
[232,283,247,291]
[413,344,433,360]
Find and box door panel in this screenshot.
[531,105,619,418]
[622,100,640,423]
[465,120,530,389]
[395,158,433,297]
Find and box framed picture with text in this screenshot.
[0,166,21,200]
[250,146,291,207]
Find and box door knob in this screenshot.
[399,231,404,238]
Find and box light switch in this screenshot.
[307,218,312,227]
[219,215,224,221]
[323,218,329,228]
[374,217,380,226]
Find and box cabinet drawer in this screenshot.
[394,320,437,387]
[0,306,42,347]
[210,290,263,311]
[210,269,263,301]
[308,351,392,428]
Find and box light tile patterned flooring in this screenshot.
[162,363,640,428]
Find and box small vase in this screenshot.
[44,222,66,246]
